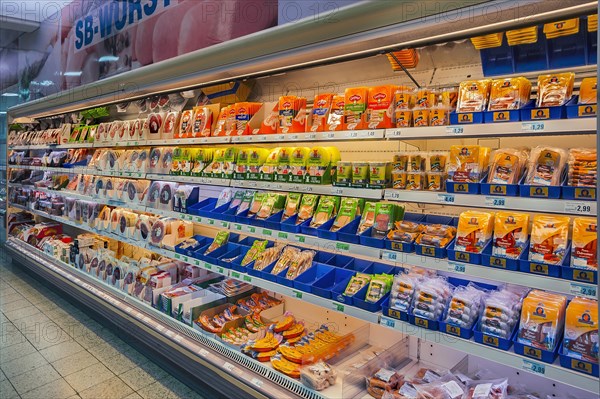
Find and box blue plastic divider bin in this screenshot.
[483,108,522,123]
[562,184,596,201]
[383,212,427,252]
[514,335,562,364]
[188,198,214,216]
[337,217,361,244]
[447,240,490,265]
[203,243,244,266]
[566,96,597,119]
[351,283,390,312]
[235,209,257,226]
[264,211,284,231]
[359,227,386,248]
[250,260,280,282]
[201,202,230,219]
[479,38,515,76]
[312,268,355,299]
[450,111,484,125]
[558,343,599,377]
[519,171,566,199]
[446,173,486,195]
[518,244,570,278]
[276,265,304,288]
[343,258,373,272]
[546,17,588,69]
[520,97,575,121]
[480,241,522,271]
[562,265,597,285]
[316,219,338,240]
[301,218,332,237]
[380,296,409,322]
[218,246,247,269]
[313,251,336,265]
[220,206,238,222]
[473,323,517,351]
[293,263,335,293]
[324,254,353,268]
[280,214,304,234]
[480,173,524,196]
[587,16,597,64]
[330,275,356,304]
[513,26,548,73]
[173,186,199,214]
[409,312,442,331]
[175,235,208,257]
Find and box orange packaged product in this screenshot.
[414,88,436,109]
[366,85,395,129]
[310,93,334,132]
[456,79,493,112]
[412,109,429,127]
[488,77,532,110]
[536,73,575,107]
[191,106,213,138]
[234,102,262,136]
[260,102,279,134]
[325,95,346,131]
[529,215,570,265]
[429,108,449,126]
[578,77,597,104]
[177,110,194,139]
[571,217,597,270]
[440,87,458,110]
[344,87,368,130]
[212,106,231,137]
[278,96,307,133]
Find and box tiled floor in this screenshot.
[0,255,206,399]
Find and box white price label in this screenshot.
[485,196,506,208]
[288,134,299,140]
[522,121,545,132]
[322,132,336,139]
[437,194,455,204]
[522,360,545,375]
[564,201,593,214]
[331,187,344,195]
[446,126,464,135]
[224,362,236,372]
[251,378,263,388]
[570,282,597,298]
[382,251,398,262]
[305,133,317,140]
[381,317,395,328]
[386,191,402,200]
[448,262,466,274]
[386,129,402,138]
[198,348,209,357]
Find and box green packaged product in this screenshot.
[368,162,392,188]
[344,273,371,296]
[236,191,256,215]
[310,196,339,228]
[256,193,286,220]
[372,203,405,238]
[241,240,268,266]
[248,192,267,217]
[204,231,229,255]
[229,190,245,210]
[351,162,369,187]
[282,193,302,221]
[335,161,352,186]
[357,202,376,235]
[296,194,319,225]
[331,197,360,232]
[234,148,250,180]
[365,274,393,303]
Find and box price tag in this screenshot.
[251,378,263,388]
[437,194,455,204]
[182,255,189,262]
[234,224,242,231]
[386,190,402,200]
[248,226,256,233]
[522,122,545,132]
[448,262,466,274]
[381,317,396,328]
[485,196,506,208]
[292,290,303,299]
[302,186,314,193]
[288,134,299,140]
[208,219,215,225]
[336,242,350,251]
[305,133,317,140]
[220,221,228,228]
[386,129,401,138]
[522,360,545,375]
[204,263,212,270]
[295,235,306,243]
[332,302,345,313]
[174,254,181,260]
[262,229,272,236]
[194,260,201,266]
[224,362,236,372]
[217,267,225,274]
[322,132,336,139]
[277,232,288,240]
[564,201,593,214]
[198,348,209,357]
[231,271,241,279]
[446,126,464,135]
[382,251,398,262]
[569,282,597,298]
[243,275,252,283]
[346,131,359,138]
[331,187,344,195]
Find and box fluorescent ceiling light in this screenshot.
[98,55,119,62]
[1,93,18,97]
[63,71,82,77]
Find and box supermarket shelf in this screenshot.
[231,180,384,199]
[379,316,599,395]
[384,118,596,139]
[384,189,598,216]
[142,137,231,146]
[231,129,385,143]
[5,238,310,399]
[145,174,232,187]
[8,142,94,150]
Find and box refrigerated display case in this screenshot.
[5,1,599,398]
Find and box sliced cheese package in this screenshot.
[525,146,567,186]
[487,148,528,184]
[529,215,570,264]
[518,290,567,351]
[456,79,493,113]
[331,197,364,232]
[455,211,495,253]
[536,73,575,107]
[492,211,529,259]
[571,217,598,270]
[563,297,598,362]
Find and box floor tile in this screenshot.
[0,340,37,364]
[1,350,47,378]
[120,366,166,392]
[52,350,99,377]
[0,298,33,313]
[40,339,85,363]
[123,393,143,399]
[137,380,182,399]
[0,292,26,305]
[29,325,72,350]
[3,305,41,323]
[64,362,114,392]
[0,325,27,348]
[79,376,134,399]
[99,349,142,375]
[34,299,59,312]
[88,341,127,363]
[21,378,77,399]
[0,380,19,399]
[10,363,62,395]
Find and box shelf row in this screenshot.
[7,169,597,216]
[5,219,598,395]
[11,201,596,300]
[6,117,596,150]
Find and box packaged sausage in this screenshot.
[529,215,570,264]
[517,290,567,351]
[448,145,491,183]
[296,194,319,225]
[285,250,316,280]
[444,284,487,330]
[278,96,307,133]
[479,287,527,339]
[310,196,340,228]
[325,95,346,131]
[282,193,302,222]
[344,273,371,297]
[455,211,495,253]
[212,106,231,136]
[578,77,597,104]
[525,146,567,186]
[563,297,598,362]
[488,77,532,110]
[412,276,453,321]
[492,211,529,259]
[248,192,267,217]
[487,148,528,184]
[365,274,393,303]
[463,378,509,399]
[331,197,363,232]
[204,231,230,255]
[536,72,575,107]
[372,203,404,238]
[456,79,493,113]
[256,193,286,220]
[387,220,425,243]
[568,148,597,187]
[357,202,376,235]
[571,217,598,270]
[191,106,213,137]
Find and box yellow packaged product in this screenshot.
[571,217,598,270]
[536,73,575,107]
[456,79,493,112]
[425,172,444,191]
[414,88,436,109]
[488,148,527,184]
[578,77,597,104]
[440,87,458,110]
[405,172,424,190]
[429,108,449,126]
[392,172,407,189]
[525,146,567,186]
[518,290,567,351]
[488,77,532,110]
[455,211,494,253]
[563,297,598,362]
[529,215,570,265]
[448,145,490,182]
[543,18,580,38]
[394,86,415,110]
[427,152,448,172]
[492,211,529,259]
[412,109,429,127]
